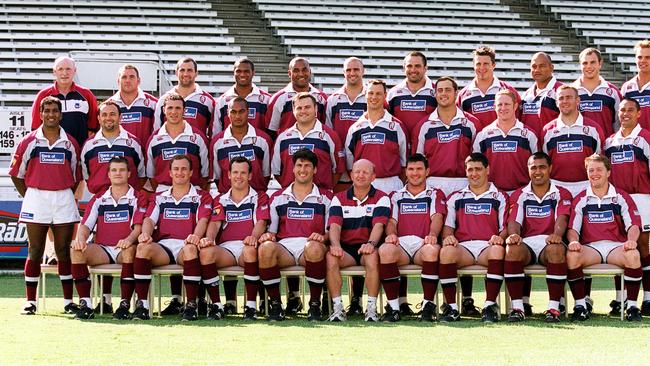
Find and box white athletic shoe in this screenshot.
[364,302,378,322]
[327,302,347,322]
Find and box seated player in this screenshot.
[438,153,508,323]
[70,157,147,319]
[258,149,332,321]
[378,153,446,322]
[326,159,391,322]
[505,152,572,322]
[199,156,269,320]
[132,155,212,320]
[566,154,643,321]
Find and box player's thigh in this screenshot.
[505,243,531,263]
[83,244,111,266]
[147,243,173,267]
[606,245,640,268]
[213,246,238,268]
[334,251,359,269]
[274,242,298,268]
[567,245,601,268]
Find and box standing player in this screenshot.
[325,57,367,147]
[154,57,217,137]
[458,46,521,132]
[70,157,147,319]
[10,97,82,315]
[109,64,158,146]
[258,149,332,321]
[146,93,210,191]
[345,79,408,194]
[520,52,563,138]
[412,76,480,197]
[211,96,272,194]
[272,93,344,192]
[572,48,622,137]
[131,155,212,320]
[473,89,539,193]
[438,153,508,323]
[566,154,643,321]
[505,152,572,322]
[81,100,146,195]
[199,156,270,320]
[266,57,328,134]
[214,58,271,133]
[378,154,446,322]
[604,97,650,315]
[541,85,604,197]
[326,159,391,322]
[622,40,650,130]
[31,56,98,146]
[386,51,436,137]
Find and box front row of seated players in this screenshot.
[68,150,643,322]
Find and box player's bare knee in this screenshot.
[565,251,581,269]
[198,248,212,265]
[545,244,565,263]
[378,244,397,262]
[439,246,456,263]
[304,240,324,261]
[242,246,257,262]
[120,246,135,263]
[257,241,276,264]
[363,252,379,271]
[70,248,85,263]
[135,244,151,258]
[487,245,505,260]
[624,249,641,267]
[326,253,340,271]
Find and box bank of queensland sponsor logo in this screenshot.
[287,207,315,220]
[525,205,551,218]
[471,100,494,114]
[587,210,614,223]
[610,150,634,164]
[579,100,603,112]
[361,132,386,145]
[340,109,364,121]
[162,147,187,160]
[104,210,130,223]
[20,212,34,220]
[163,208,191,220]
[400,202,428,214]
[522,101,541,115]
[39,152,65,164]
[98,150,125,163]
[183,107,198,119]
[400,100,426,111]
[491,140,517,152]
[121,112,142,124]
[226,209,252,222]
[557,140,583,153]
[465,203,492,215]
[632,95,650,107]
[228,149,255,161]
[248,108,256,119]
[437,129,461,143]
[288,143,315,155]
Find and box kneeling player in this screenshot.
[566,154,643,321]
[70,157,147,319]
[378,154,445,322]
[199,156,269,320]
[439,153,508,323]
[258,149,332,321]
[505,152,572,322]
[326,159,391,322]
[132,155,212,320]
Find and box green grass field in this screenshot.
[1,274,649,366]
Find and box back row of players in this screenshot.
[12,42,650,322]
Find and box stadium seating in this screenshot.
[0,0,241,106]
[252,0,583,93]
[538,0,650,74]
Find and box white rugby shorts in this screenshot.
[159,238,185,262]
[220,240,244,262]
[96,244,122,264]
[584,240,623,264]
[459,240,489,262]
[426,177,468,197]
[522,235,549,264]
[278,237,307,264]
[20,187,80,225]
[398,235,424,260]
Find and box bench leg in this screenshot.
[41,272,46,312]
[620,274,625,321]
[99,275,104,315]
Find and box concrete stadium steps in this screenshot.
[251,0,591,93]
